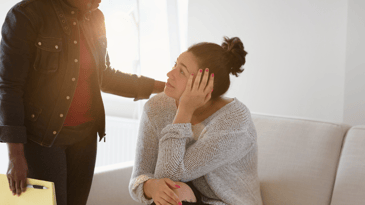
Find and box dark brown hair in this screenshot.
[187,36,247,100]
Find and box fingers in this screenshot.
[8,176,25,197]
[197,68,210,91]
[21,179,27,193]
[163,190,182,205]
[7,176,11,190]
[194,68,213,92]
[8,176,14,194]
[164,178,182,204]
[10,178,16,195]
[16,180,21,196]
[192,69,203,91]
[185,73,194,92]
[164,178,178,190]
[204,73,214,94]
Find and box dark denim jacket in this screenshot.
[0,0,155,147]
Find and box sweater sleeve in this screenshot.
[129,110,159,205]
[154,122,255,183]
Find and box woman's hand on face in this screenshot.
[149,178,183,205]
[179,68,214,113]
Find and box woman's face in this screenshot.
[164,51,201,101]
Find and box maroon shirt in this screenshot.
[63,29,95,126]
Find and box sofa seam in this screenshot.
[251,113,351,128]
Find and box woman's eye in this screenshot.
[174,61,184,75]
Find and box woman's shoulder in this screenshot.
[143,92,176,121]
[209,98,253,130]
[144,92,173,108]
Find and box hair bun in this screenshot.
[221,36,247,77]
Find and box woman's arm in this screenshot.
[129,109,159,204]
[154,113,255,182]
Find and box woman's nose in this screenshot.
[167,69,174,79]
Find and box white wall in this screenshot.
[343,0,365,126]
[188,0,349,124]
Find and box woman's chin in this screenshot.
[164,87,178,100]
[163,87,171,96]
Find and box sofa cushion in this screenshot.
[87,164,143,205]
[330,125,365,205]
[251,114,350,205]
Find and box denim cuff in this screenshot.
[0,125,27,143]
[134,76,155,101]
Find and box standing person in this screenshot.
[0,0,165,204]
[129,37,263,205]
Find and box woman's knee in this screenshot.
[173,182,197,203]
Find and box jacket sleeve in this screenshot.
[96,10,155,101]
[0,5,38,143]
[153,121,255,183]
[100,51,155,101]
[129,109,159,205]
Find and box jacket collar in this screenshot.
[52,0,93,36]
[51,0,73,35]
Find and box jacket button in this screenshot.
[53,131,57,135]
[73,22,77,26]
[74,40,77,44]
[60,114,64,117]
[72,78,76,81]
[55,45,59,49]
[66,96,70,100]
[74,59,78,63]
[38,42,42,46]
[71,11,75,14]
[31,114,35,118]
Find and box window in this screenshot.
[96,0,183,170]
[0,0,188,174]
[96,0,188,170]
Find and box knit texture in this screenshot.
[129,93,263,205]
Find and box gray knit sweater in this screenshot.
[129,93,263,205]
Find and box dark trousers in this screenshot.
[152,181,208,205]
[24,120,98,205]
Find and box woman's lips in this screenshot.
[166,82,174,88]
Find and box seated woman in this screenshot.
[129,37,263,205]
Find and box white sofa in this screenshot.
[87,113,365,205]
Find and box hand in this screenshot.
[7,144,28,197]
[179,68,214,112]
[153,80,166,93]
[146,178,183,205]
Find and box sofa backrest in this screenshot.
[251,114,350,205]
[330,125,365,205]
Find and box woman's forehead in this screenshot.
[178,51,199,73]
